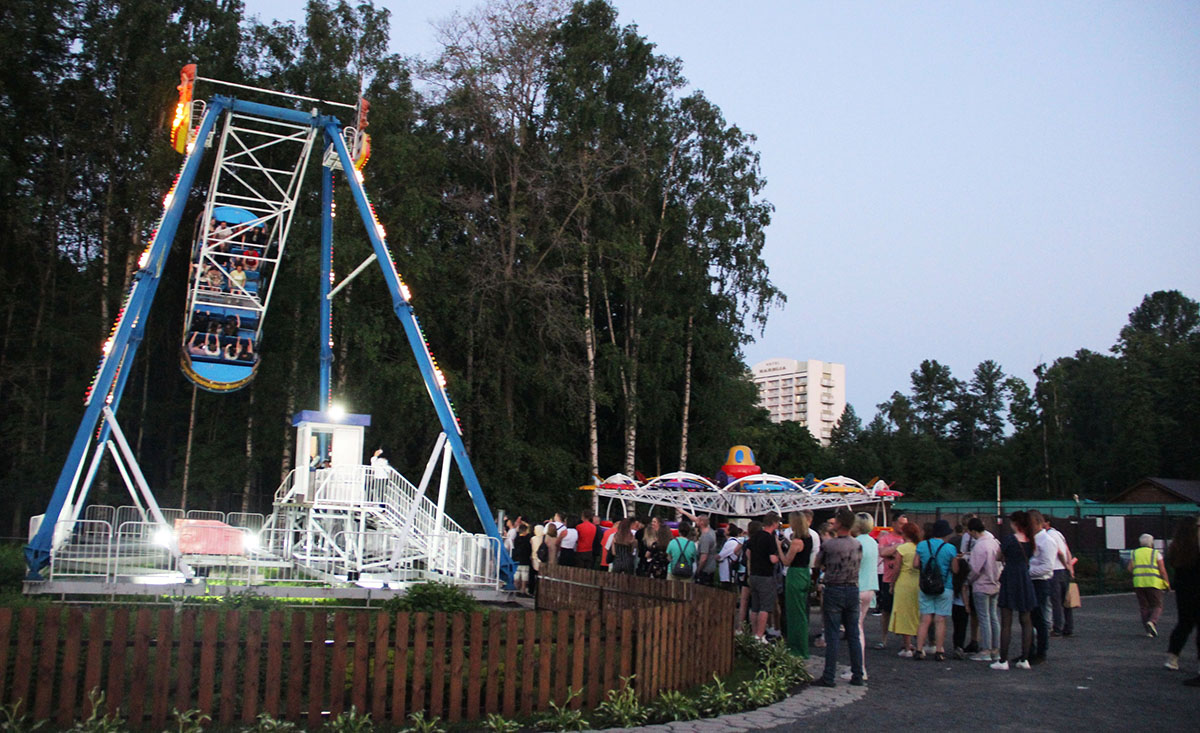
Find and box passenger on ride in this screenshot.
[235,337,255,362]
[229,263,247,291]
[222,314,240,337]
[211,219,232,243]
[235,335,254,362]
[191,311,210,334]
[204,265,225,291]
[187,331,219,357]
[241,254,259,273]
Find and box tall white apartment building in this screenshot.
[750,359,846,445]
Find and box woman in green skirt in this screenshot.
[778,511,814,656]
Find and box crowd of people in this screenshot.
[502,506,1200,690]
[502,510,725,595]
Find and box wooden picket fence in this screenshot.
[535,564,737,614]
[0,583,734,727]
[535,565,737,699]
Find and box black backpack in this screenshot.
[670,537,694,578]
[919,539,946,595]
[537,541,549,563]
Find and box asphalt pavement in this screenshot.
[764,592,1197,732]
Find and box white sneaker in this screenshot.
[1015,659,1032,670]
[898,649,914,658]
[989,660,1009,670]
[969,652,993,662]
[1147,621,1158,638]
[1166,654,1180,671]
[756,635,769,644]
[840,671,868,681]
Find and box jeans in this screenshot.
[1032,578,1052,658]
[1051,569,1073,633]
[822,584,863,684]
[973,591,1000,650]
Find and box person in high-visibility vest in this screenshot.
[1128,533,1171,638]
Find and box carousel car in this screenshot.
[642,472,720,492]
[724,474,804,493]
[812,475,869,494]
[596,473,641,490]
[869,479,904,498]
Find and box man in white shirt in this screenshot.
[1027,510,1056,663]
[1044,517,1075,636]
[718,525,743,587]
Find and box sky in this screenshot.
[244,0,1200,419]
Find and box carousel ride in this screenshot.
[591,445,903,519]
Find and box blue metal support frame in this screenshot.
[319,166,334,412]
[25,100,227,576]
[323,124,515,584]
[317,166,335,464]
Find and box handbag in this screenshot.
[1066,581,1082,608]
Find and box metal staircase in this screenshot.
[265,464,500,587]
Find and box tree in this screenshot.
[1116,289,1200,354]
[910,359,957,438]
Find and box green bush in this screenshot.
[695,675,738,717]
[0,545,27,591]
[166,709,209,733]
[68,690,126,733]
[401,711,444,733]
[380,582,479,614]
[0,699,46,733]
[220,589,286,610]
[648,689,699,723]
[592,676,647,728]
[536,688,587,732]
[481,713,520,733]
[324,706,373,733]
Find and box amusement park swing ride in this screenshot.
[22,67,515,599]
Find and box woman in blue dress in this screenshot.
[992,510,1037,670]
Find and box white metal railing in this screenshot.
[186,509,226,522]
[84,504,116,525]
[115,505,148,529]
[227,512,265,530]
[308,464,467,537]
[113,521,180,579]
[274,469,300,503]
[49,520,112,580]
[44,510,498,588]
[425,533,502,587]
